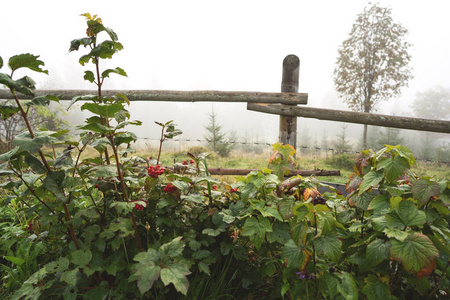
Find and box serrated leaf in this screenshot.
[43,170,65,201]
[89,165,117,177]
[13,131,58,152]
[102,67,127,78]
[339,272,358,300]
[314,234,342,263]
[160,236,185,258]
[393,145,416,166]
[45,257,70,273]
[0,147,19,162]
[412,179,440,206]
[0,73,36,96]
[367,194,390,214]
[192,249,211,260]
[377,155,409,182]
[8,53,48,74]
[113,132,137,146]
[266,221,291,244]
[281,239,312,270]
[202,228,222,237]
[362,274,391,300]
[258,206,283,221]
[60,268,79,285]
[81,102,123,118]
[242,216,273,250]
[359,170,384,195]
[71,249,92,267]
[25,154,47,174]
[84,71,95,82]
[67,94,98,110]
[160,263,191,296]
[390,232,439,278]
[366,239,391,267]
[383,228,409,242]
[385,200,426,229]
[0,104,20,120]
[130,262,161,295]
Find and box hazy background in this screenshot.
[1,0,449,154]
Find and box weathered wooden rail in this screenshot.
[0,89,308,105]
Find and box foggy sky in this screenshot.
[1,0,450,145]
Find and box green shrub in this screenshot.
[0,14,449,300]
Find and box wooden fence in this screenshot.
[1,54,449,177]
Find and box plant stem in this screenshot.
[11,90,51,171]
[427,260,450,300]
[109,134,144,252]
[157,125,165,165]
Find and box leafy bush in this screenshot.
[0,14,449,300]
[326,153,355,170]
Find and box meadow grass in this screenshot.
[67,144,449,184]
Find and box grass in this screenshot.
[48,144,449,185]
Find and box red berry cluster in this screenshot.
[133,199,147,211]
[163,182,177,193]
[229,188,238,193]
[182,159,195,165]
[147,165,165,178]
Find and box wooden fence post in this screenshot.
[279,54,299,150]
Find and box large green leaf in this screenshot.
[377,155,409,182]
[242,216,273,249]
[338,272,358,300]
[81,102,124,118]
[53,148,74,168]
[359,170,384,195]
[367,194,390,214]
[60,268,79,285]
[160,236,185,258]
[0,74,36,96]
[281,239,312,270]
[71,249,92,267]
[392,145,416,166]
[102,67,127,79]
[362,274,391,300]
[13,131,58,152]
[366,239,390,267]
[0,104,20,120]
[314,234,342,263]
[411,179,440,206]
[266,221,291,244]
[390,232,439,277]
[26,95,59,107]
[25,154,47,174]
[8,54,48,74]
[83,71,95,83]
[385,200,426,229]
[349,191,376,210]
[160,263,191,296]
[131,262,161,295]
[0,147,19,162]
[89,165,117,177]
[43,170,65,201]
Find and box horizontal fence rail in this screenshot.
[247,103,450,134]
[0,89,308,105]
